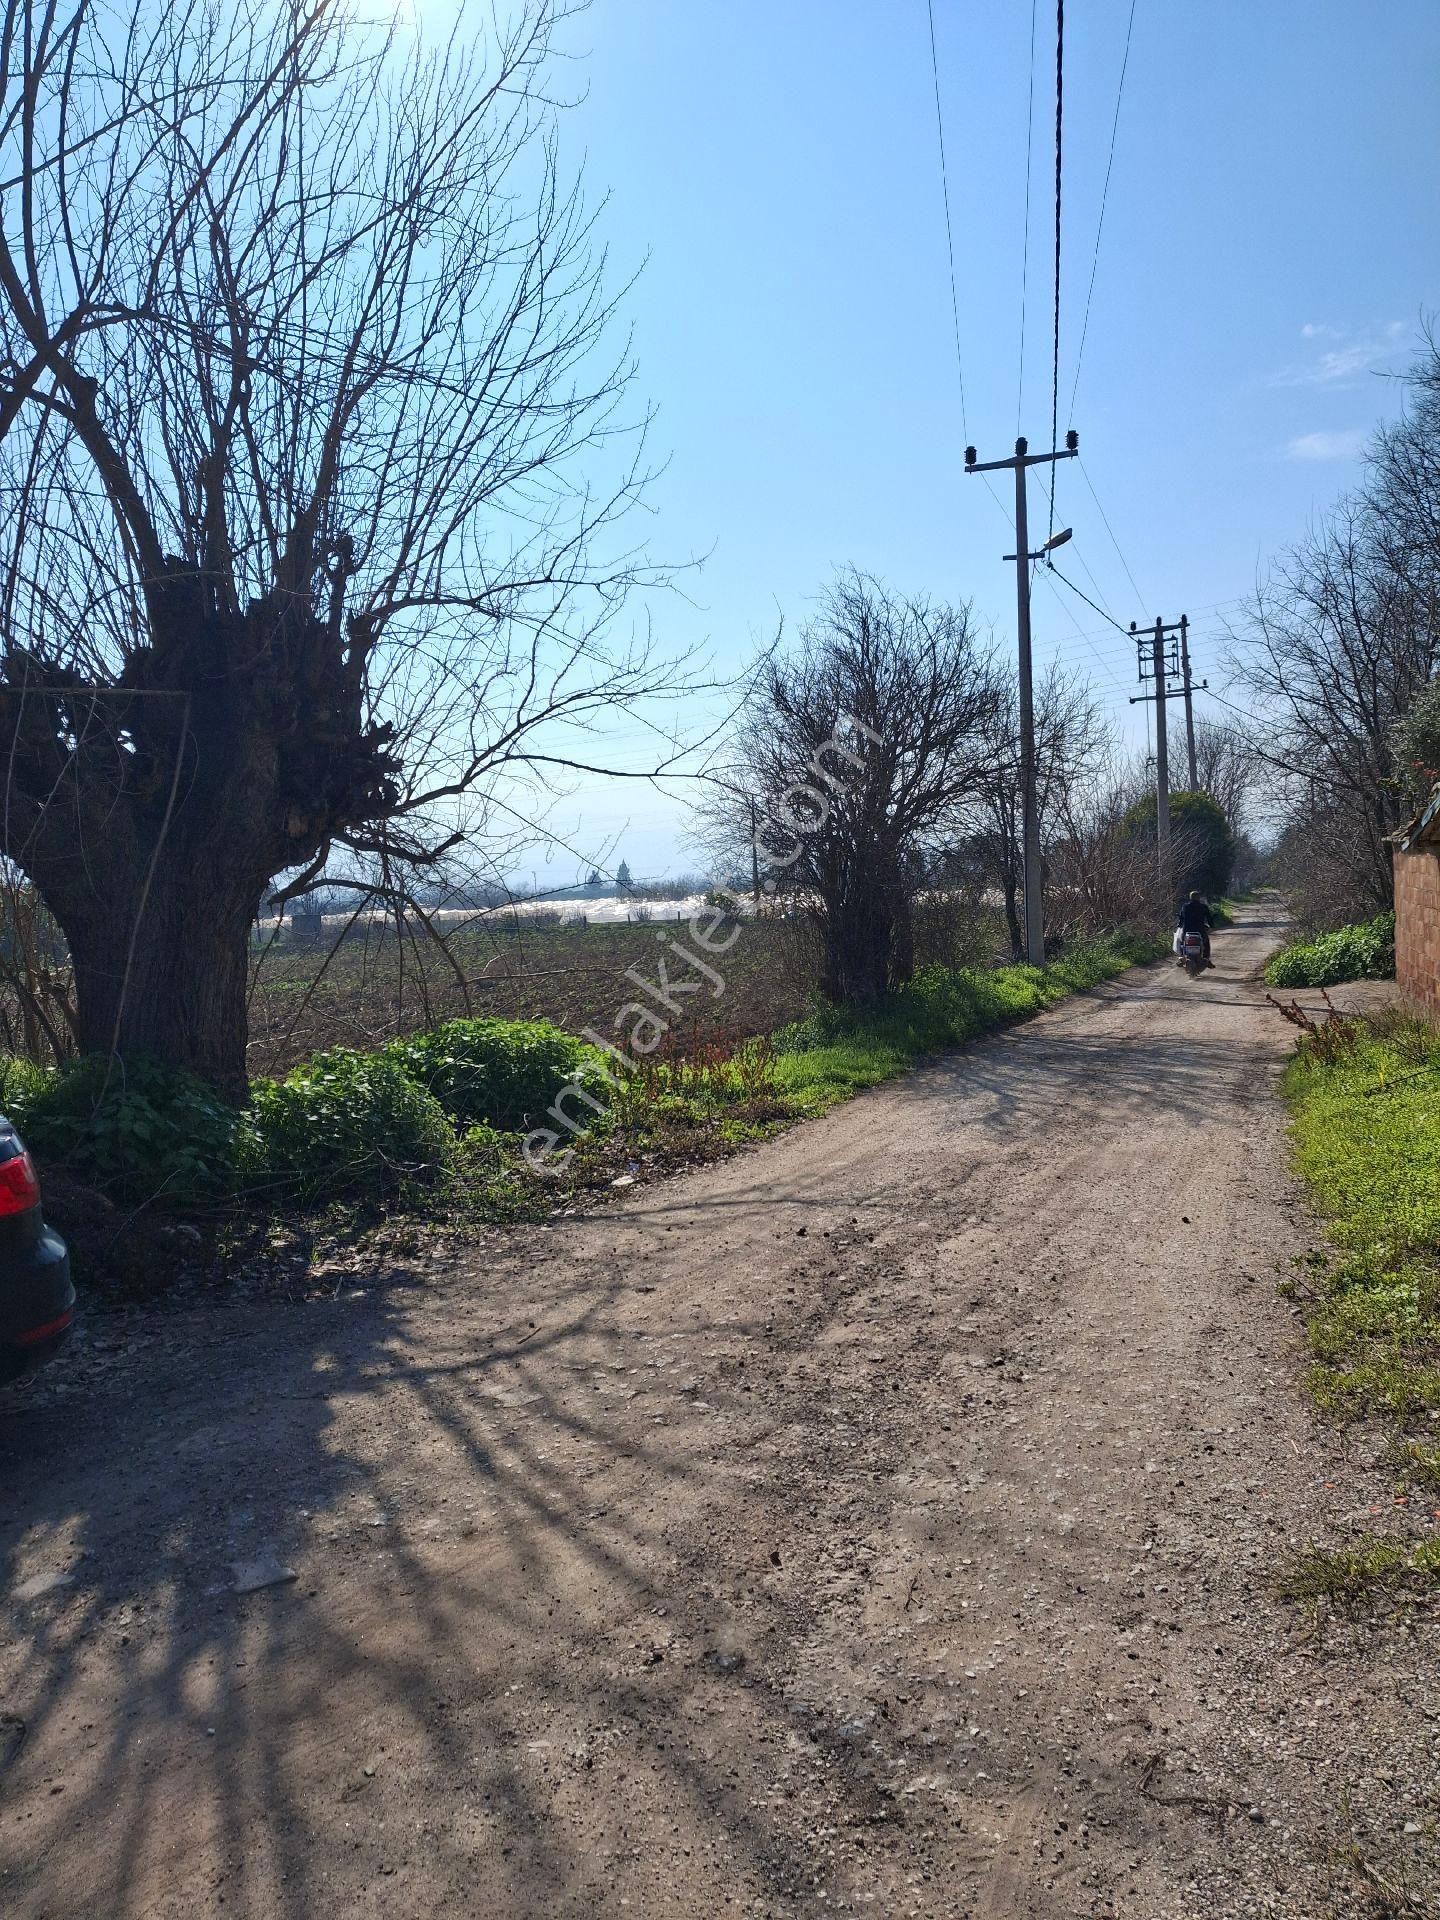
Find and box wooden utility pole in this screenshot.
[964,430,1078,966]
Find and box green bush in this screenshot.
[1265,912,1395,988]
[244,1048,456,1201]
[11,1053,240,1205]
[384,1017,599,1129]
[1124,789,1235,900]
[1392,676,1440,808]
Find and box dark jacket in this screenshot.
[1177,898,1211,933]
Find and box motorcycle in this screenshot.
[1175,929,1207,978]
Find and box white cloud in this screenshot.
[1276,322,1409,388]
[1286,428,1368,462]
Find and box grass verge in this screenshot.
[771,931,1165,1115]
[434,929,1169,1221]
[1282,1010,1440,1418]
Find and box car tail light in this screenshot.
[16,1308,72,1347]
[0,1149,42,1216]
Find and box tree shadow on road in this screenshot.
[0,1234,934,1918]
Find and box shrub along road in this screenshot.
[1,902,1436,1919]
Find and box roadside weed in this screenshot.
[1276,1535,1440,1606]
[1283,1020,1440,1419]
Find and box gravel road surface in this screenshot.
[2,901,1436,1919]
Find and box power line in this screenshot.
[1068,0,1136,419]
[925,0,968,440]
[1077,456,1145,606]
[1045,559,1130,634]
[1013,592,1255,651]
[1074,542,1124,627]
[1034,566,1132,698]
[1047,0,1065,544]
[1016,0,1038,433]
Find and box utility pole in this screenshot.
[964,430,1078,966]
[1126,614,1207,887]
[1150,618,1171,878]
[1178,613,1198,792]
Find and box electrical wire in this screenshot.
[1034,567,1132,698]
[1078,457,1145,607]
[1074,543,1123,627]
[925,0,968,441]
[1016,0,1038,433]
[1047,0,1064,543]
[1045,559,1130,634]
[1068,0,1136,420]
[923,4,1011,533]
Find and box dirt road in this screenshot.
[2,903,1436,1919]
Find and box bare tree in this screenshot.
[0,0,690,1094]
[1189,718,1258,835]
[719,571,998,1007]
[1045,751,1170,937]
[1228,339,1440,920]
[970,663,1105,958]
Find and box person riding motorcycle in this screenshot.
[1176,890,1213,968]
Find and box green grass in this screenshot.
[1276,1534,1440,1605]
[769,932,1166,1117]
[1283,1013,1440,1417]
[24,931,1167,1258]
[1265,911,1395,988]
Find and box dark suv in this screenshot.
[0,1117,73,1382]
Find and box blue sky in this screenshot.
[503,0,1440,883]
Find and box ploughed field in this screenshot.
[244,914,815,1076]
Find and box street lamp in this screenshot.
[1002,526,1074,564]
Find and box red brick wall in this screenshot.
[1395,843,1440,1020]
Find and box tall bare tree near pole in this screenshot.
[964,431,1078,964]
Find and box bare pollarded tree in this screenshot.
[0,0,691,1094]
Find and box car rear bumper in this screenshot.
[0,1226,75,1383]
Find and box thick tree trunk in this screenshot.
[64,877,260,1101]
[0,582,400,1099]
[820,868,903,1007]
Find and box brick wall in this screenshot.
[1395,841,1440,1020]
